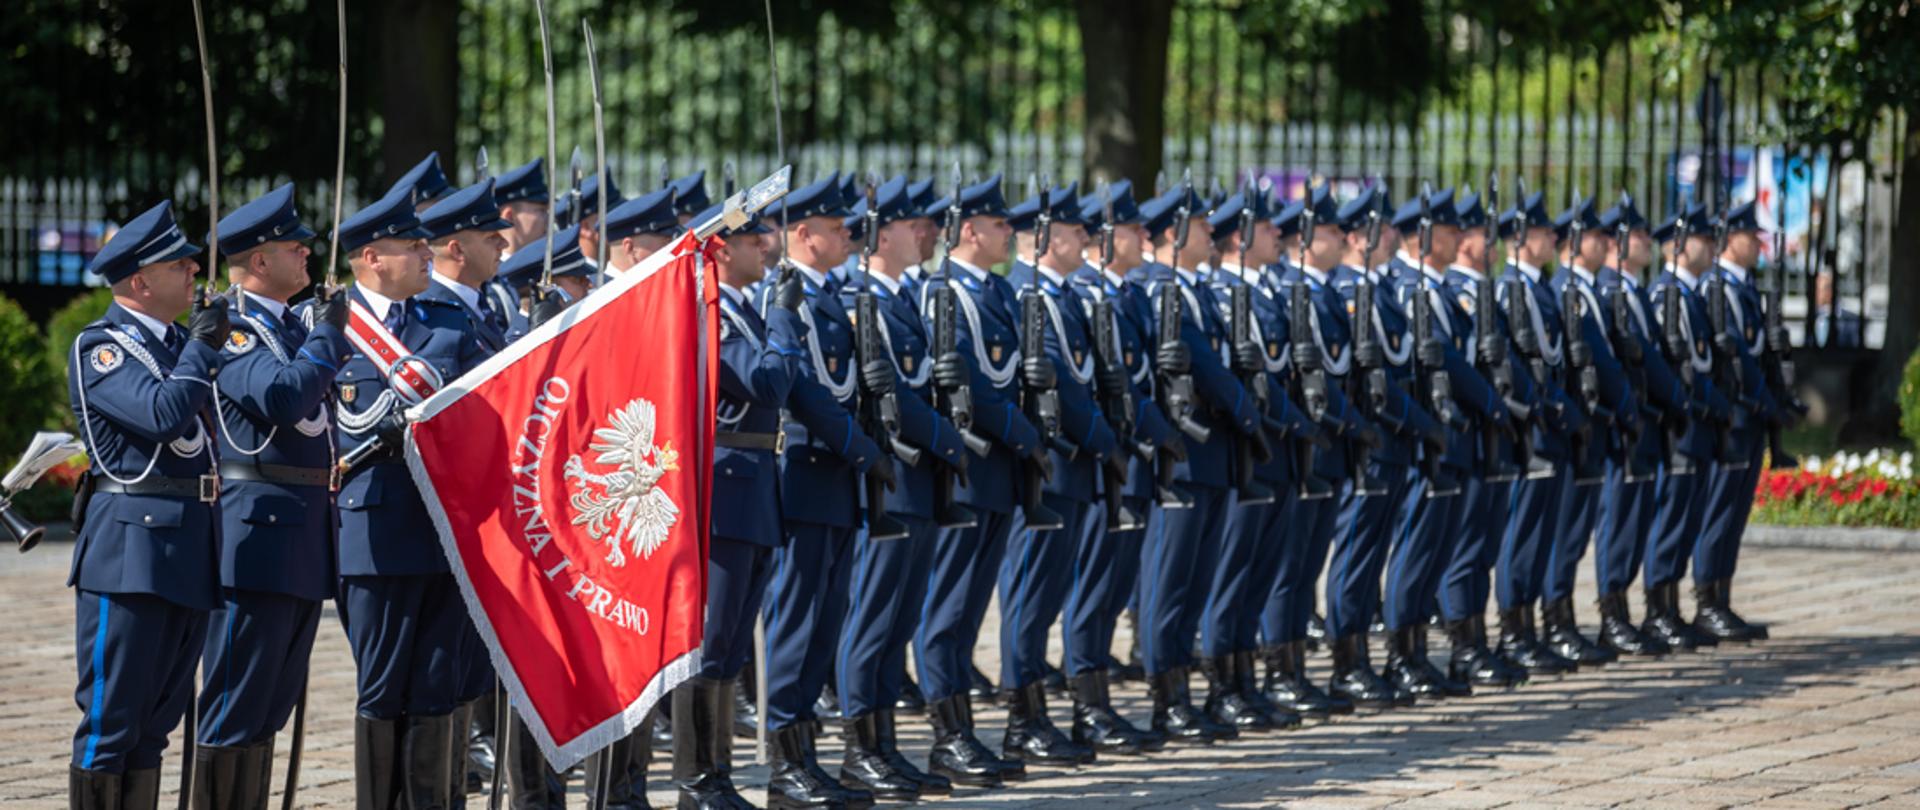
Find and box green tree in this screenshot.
[0,293,58,453]
[43,289,116,431]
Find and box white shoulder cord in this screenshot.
[1719,276,1764,357]
[947,276,1020,387]
[72,328,212,485]
[1371,297,1414,367]
[795,303,857,402]
[1570,276,1615,355]
[1038,289,1095,385]
[1518,277,1564,366]
[1657,283,1713,374]
[871,297,934,389]
[211,313,284,456]
[1209,285,1287,375]
[717,297,759,428]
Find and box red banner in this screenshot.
[405,233,719,768]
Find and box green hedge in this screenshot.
[44,289,114,432]
[0,292,72,521]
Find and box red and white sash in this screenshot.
[347,300,443,406]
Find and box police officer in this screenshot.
[329,184,490,809]
[1065,180,1180,753]
[913,175,1040,788]
[1266,184,1369,718]
[491,157,549,341]
[1436,189,1534,689]
[1210,184,1330,731]
[194,184,353,810]
[1492,191,1585,676]
[1695,201,1778,642]
[600,187,681,278]
[834,176,969,800]
[672,202,806,809]
[1644,204,1734,650]
[1323,186,1439,708]
[417,179,519,803]
[1542,197,1635,667]
[1000,184,1117,764]
[1135,183,1261,742]
[1382,188,1502,700]
[756,173,891,809]
[1593,196,1689,656]
[67,200,231,810]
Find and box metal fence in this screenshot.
[1,0,1904,347]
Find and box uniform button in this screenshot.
[268,514,277,523]
[143,515,152,523]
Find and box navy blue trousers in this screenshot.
[72,591,207,772]
[702,537,773,681]
[764,521,857,731]
[1139,484,1229,674]
[999,493,1088,691]
[838,516,935,717]
[917,509,1014,703]
[337,574,467,719]
[196,589,322,747]
[1063,496,1148,676]
[1696,443,1764,582]
[1384,475,1462,630]
[1323,464,1415,638]
[1546,477,1605,603]
[1263,486,1345,645]
[1205,491,1282,656]
[456,623,494,704]
[1496,468,1567,609]
[1595,460,1659,596]
[1645,465,1705,587]
[1438,477,1509,622]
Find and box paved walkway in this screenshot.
[4,539,1919,808]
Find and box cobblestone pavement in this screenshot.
[5,540,1920,808]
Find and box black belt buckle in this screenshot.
[199,474,220,503]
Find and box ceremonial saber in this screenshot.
[585,19,608,289]
[190,0,219,299]
[757,0,785,765]
[534,0,558,288]
[323,0,347,289]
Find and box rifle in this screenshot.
[1347,202,1391,497]
[1476,174,1526,483]
[851,179,914,541]
[1704,251,1752,471]
[1228,282,1277,505]
[1658,281,1700,476]
[1287,273,1336,500]
[1561,258,1611,485]
[1608,203,1657,483]
[1016,180,1069,532]
[1410,185,1463,497]
[1761,193,1805,467]
[1090,182,1148,528]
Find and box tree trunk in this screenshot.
[377,0,459,188]
[1857,109,1920,441]
[1077,0,1174,190]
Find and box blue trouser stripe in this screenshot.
[81,594,109,769]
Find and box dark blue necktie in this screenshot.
[384,303,407,335]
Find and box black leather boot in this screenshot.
[1718,578,1768,639]
[1201,654,1272,730]
[1542,595,1617,666]
[1261,642,1347,717]
[838,712,920,801]
[1383,626,1442,702]
[1444,616,1524,689]
[1305,614,1327,651]
[967,664,997,703]
[733,680,761,738]
[765,724,850,809]
[651,706,677,750]
[1115,619,1147,683]
[1641,581,1706,651]
[1412,627,1472,697]
[895,666,926,712]
[507,712,567,810]
[924,695,1004,788]
[1597,591,1668,657]
[468,691,499,797]
[1693,579,1762,643]
[69,766,121,810]
[1292,640,1352,714]
[585,735,650,810]
[674,678,750,810]
[123,768,161,810]
[1328,634,1406,709]
[876,708,948,794]
[404,713,456,810]
[191,741,272,810]
[1069,668,1157,754]
[1149,667,1234,743]
[355,715,402,810]
[1042,661,1070,698]
[1497,606,1577,675]
[447,700,476,803]
[1235,650,1299,729]
[1003,681,1095,765]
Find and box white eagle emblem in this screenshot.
[564,397,681,567]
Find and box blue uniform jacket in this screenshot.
[1392,258,1505,473]
[67,304,224,611]
[1550,268,1639,462]
[212,293,354,600]
[1498,266,1590,462]
[760,271,885,531]
[1331,264,1440,469]
[1597,268,1691,467]
[1710,265,1780,455]
[486,277,531,343]
[1649,271,1739,461]
[1208,265,1318,487]
[1008,263,1118,502]
[421,277,509,353]
[1069,265,1182,501]
[331,287,490,577]
[714,288,807,547]
[837,272,968,518]
[1272,266,1375,484]
[1444,268,1549,475]
[1142,263,1261,491]
[920,263,1041,515]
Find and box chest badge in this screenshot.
[991,344,1003,363]
[1072,350,1084,367]
[828,356,839,374]
[1268,341,1281,359]
[1124,351,1135,366]
[339,384,358,404]
[1697,339,1708,356]
[1328,342,1342,360]
[1389,335,1401,352]
[902,356,915,374]
[227,330,256,354]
